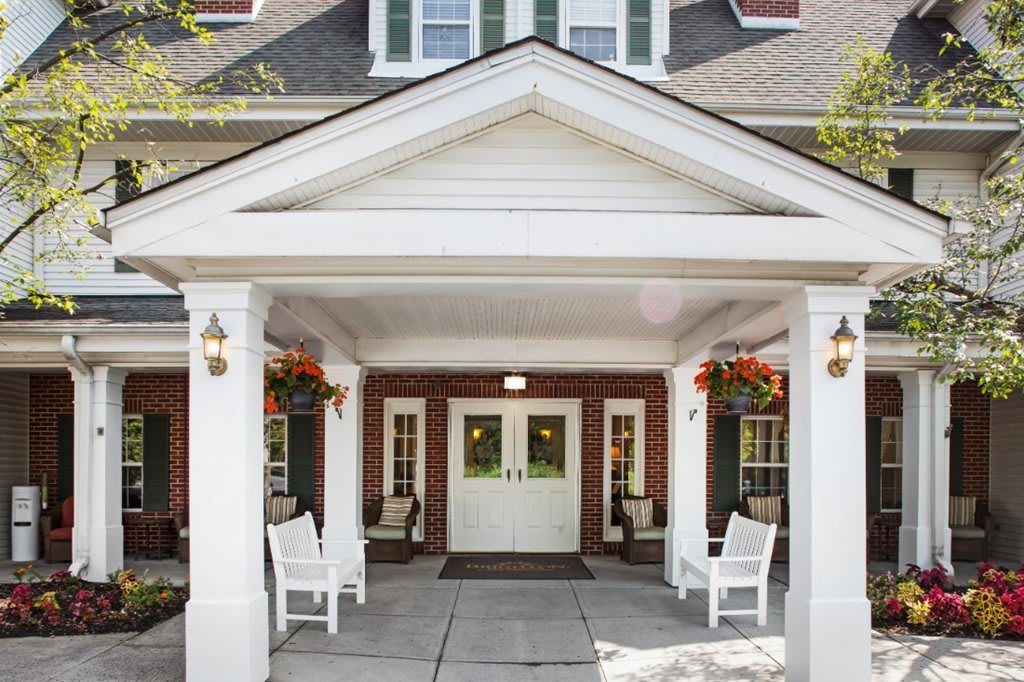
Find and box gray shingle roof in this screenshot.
[26,0,974,107]
[0,296,186,325]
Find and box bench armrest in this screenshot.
[318,539,369,545]
[275,557,349,566]
[710,555,764,563]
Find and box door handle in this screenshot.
[506,468,511,482]
[518,469,522,482]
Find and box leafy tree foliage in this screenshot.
[0,1,280,312]
[818,1,1024,398]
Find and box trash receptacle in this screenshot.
[11,486,40,562]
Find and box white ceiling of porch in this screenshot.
[317,295,726,341]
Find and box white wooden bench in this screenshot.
[677,511,777,628]
[267,512,366,634]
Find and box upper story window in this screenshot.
[568,0,617,62]
[422,0,472,59]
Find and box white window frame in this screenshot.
[121,415,144,512]
[264,414,288,498]
[603,398,644,542]
[738,415,788,501]
[416,0,477,63]
[384,398,427,542]
[880,417,903,513]
[562,0,625,65]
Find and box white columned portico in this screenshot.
[84,367,127,581]
[664,366,709,586]
[182,282,272,682]
[898,370,952,572]
[321,365,366,561]
[784,285,872,682]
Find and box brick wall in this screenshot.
[29,372,189,557]
[362,372,669,555]
[735,0,799,19]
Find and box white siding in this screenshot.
[0,0,64,75]
[913,168,980,204]
[312,114,750,212]
[990,392,1024,561]
[950,0,995,52]
[0,374,30,560]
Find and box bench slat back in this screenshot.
[722,511,775,577]
[267,511,321,580]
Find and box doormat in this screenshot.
[439,555,594,580]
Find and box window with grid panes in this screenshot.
[391,413,419,497]
[263,415,287,497]
[605,399,644,539]
[422,0,471,59]
[739,416,788,500]
[569,0,617,62]
[386,399,425,541]
[880,418,903,512]
[122,416,144,510]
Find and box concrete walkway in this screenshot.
[1,556,1022,681]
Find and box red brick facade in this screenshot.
[362,372,669,555]
[735,0,800,19]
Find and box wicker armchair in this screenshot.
[950,496,994,562]
[173,509,189,563]
[363,496,420,563]
[41,497,74,563]
[613,495,667,565]
[739,496,789,563]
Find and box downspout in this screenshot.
[932,362,955,575]
[61,336,92,577]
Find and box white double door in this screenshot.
[449,401,579,553]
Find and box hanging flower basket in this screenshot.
[693,356,784,411]
[264,346,349,414]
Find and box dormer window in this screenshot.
[422,0,472,59]
[568,0,617,62]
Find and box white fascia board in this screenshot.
[119,211,939,270]
[107,44,950,259]
[710,104,1020,131]
[356,338,680,367]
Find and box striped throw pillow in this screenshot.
[621,498,654,529]
[949,496,976,526]
[265,496,297,525]
[380,496,414,526]
[747,496,782,526]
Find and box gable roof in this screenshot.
[26,0,974,107]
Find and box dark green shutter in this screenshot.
[142,414,170,512]
[626,0,651,65]
[287,414,316,514]
[387,0,411,62]
[712,415,741,511]
[865,416,882,514]
[57,414,75,502]
[534,0,557,44]
[114,160,142,203]
[948,416,965,496]
[481,0,505,53]
[889,168,914,201]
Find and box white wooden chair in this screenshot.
[266,511,366,634]
[677,511,777,628]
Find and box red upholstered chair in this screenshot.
[41,497,74,563]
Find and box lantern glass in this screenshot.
[827,315,857,378]
[200,313,228,376]
[203,334,222,361]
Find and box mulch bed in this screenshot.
[0,571,187,638]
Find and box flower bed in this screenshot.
[869,562,1024,639]
[0,567,187,638]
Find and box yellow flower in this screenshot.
[896,581,924,606]
[906,600,932,626]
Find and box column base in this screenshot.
[785,594,870,682]
[665,526,709,587]
[186,593,269,682]
[898,524,934,571]
[82,525,124,582]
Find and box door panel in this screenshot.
[513,404,577,553]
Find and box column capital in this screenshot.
[782,285,874,322]
[68,367,92,383]
[91,367,128,385]
[899,369,938,391]
[180,281,273,320]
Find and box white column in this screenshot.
[321,365,365,561]
[899,370,934,569]
[83,367,127,581]
[932,380,952,571]
[182,282,272,682]
[69,367,93,573]
[783,285,872,682]
[663,366,709,586]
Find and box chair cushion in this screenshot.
[632,526,665,541]
[747,496,783,526]
[774,526,789,540]
[365,524,409,540]
[379,496,414,526]
[61,497,75,529]
[949,496,976,527]
[951,525,986,540]
[621,498,654,528]
[265,496,298,525]
[50,527,73,542]
[179,526,190,540]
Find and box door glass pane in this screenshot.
[464,415,503,478]
[527,415,566,478]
